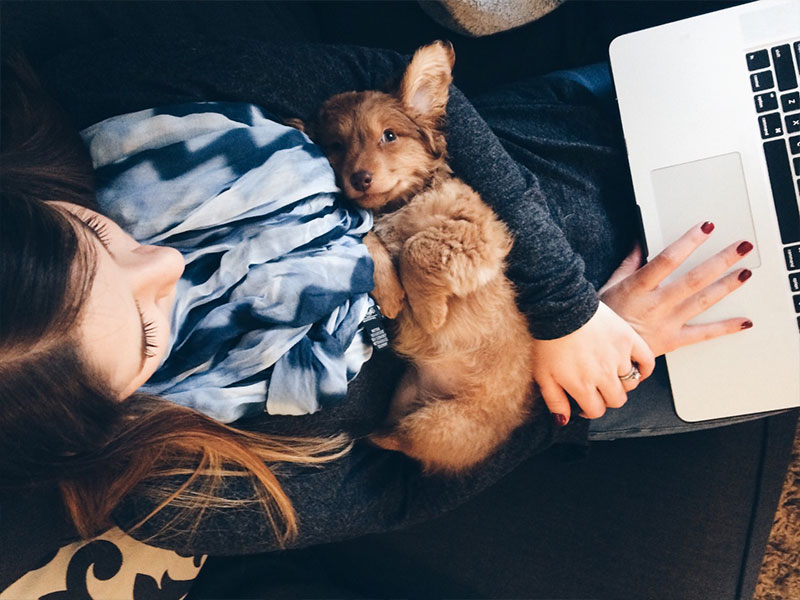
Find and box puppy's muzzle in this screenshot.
[350,170,373,192]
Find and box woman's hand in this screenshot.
[598,221,754,358]
[532,301,656,425]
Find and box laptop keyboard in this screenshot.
[747,41,800,331]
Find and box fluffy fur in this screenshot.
[309,41,536,473]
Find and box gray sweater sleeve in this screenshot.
[42,35,598,339]
[444,87,599,338]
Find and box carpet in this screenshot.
[755,420,800,599]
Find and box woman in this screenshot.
[0,35,758,559]
[0,53,353,551]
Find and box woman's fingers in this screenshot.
[542,379,608,422]
[632,222,714,291]
[676,266,752,322]
[661,239,753,306]
[630,334,656,380]
[598,375,628,409]
[575,386,607,419]
[539,380,572,427]
[676,317,753,348]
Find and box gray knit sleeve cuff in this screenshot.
[526,282,600,341]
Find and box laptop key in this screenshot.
[783,92,800,112]
[755,92,778,113]
[764,141,800,244]
[791,273,800,293]
[791,136,800,154]
[747,49,770,71]
[794,295,800,313]
[785,245,800,270]
[759,112,784,138]
[795,42,800,75]
[794,157,800,176]
[787,115,800,134]
[771,45,798,91]
[751,70,775,92]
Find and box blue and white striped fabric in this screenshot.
[82,102,375,421]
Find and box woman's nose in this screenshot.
[123,244,185,299]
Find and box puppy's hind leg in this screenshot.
[371,395,511,474]
[369,366,422,453]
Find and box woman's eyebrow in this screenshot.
[76,215,150,369]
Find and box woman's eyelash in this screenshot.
[135,301,159,358]
[82,214,112,249]
[142,320,159,358]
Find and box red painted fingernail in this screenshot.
[738,269,752,282]
[701,221,715,234]
[553,414,568,427]
[741,320,753,330]
[736,241,754,255]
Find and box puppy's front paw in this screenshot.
[372,281,405,319]
[364,231,405,319]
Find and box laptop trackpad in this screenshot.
[650,152,761,278]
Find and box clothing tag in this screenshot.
[362,304,390,350]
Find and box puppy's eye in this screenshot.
[381,130,397,143]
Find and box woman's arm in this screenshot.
[444,87,599,339]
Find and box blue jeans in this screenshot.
[473,63,775,440]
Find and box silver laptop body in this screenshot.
[609,0,800,421]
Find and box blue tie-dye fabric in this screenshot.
[81,102,375,422]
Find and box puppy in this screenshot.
[307,41,536,473]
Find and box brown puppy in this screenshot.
[310,41,537,473]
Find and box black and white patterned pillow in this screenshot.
[1,528,205,600]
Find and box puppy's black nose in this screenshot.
[350,170,373,192]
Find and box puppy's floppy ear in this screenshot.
[283,117,306,132]
[284,117,320,143]
[398,40,455,121]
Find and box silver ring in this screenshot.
[619,364,641,382]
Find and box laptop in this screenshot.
[609,0,800,421]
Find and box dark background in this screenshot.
[4,3,790,599]
[2,0,745,96]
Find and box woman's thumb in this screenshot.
[599,243,643,293]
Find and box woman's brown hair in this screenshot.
[0,50,350,545]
